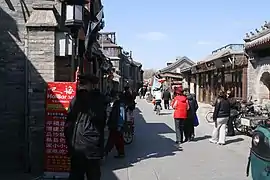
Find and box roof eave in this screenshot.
[159,56,194,73]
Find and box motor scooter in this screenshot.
[237,114,268,136]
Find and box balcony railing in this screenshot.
[212,44,244,54]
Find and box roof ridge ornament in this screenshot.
[264,21,270,28]
[244,21,270,40]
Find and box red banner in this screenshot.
[44,82,76,172]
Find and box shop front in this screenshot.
[188,44,248,104]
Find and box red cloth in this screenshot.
[171,95,188,119]
[105,130,125,154]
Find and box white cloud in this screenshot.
[136,32,167,41]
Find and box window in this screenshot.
[103,47,119,57]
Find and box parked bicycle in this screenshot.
[205,111,214,123]
[205,101,215,123]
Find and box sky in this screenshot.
[102,0,270,69]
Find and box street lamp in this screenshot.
[65,3,84,81]
[65,5,83,27]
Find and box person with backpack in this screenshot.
[64,74,107,180]
[104,92,125,158]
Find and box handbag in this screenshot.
[194,114,199,127]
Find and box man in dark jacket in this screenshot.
[64,74,107,180]
[226,90,237,136]
[184,89,198,141]
[123,86,135,111]
[162,88,171,109]
[210,90,230,145]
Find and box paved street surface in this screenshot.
[102,99,253,180]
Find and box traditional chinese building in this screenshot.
[244,22,270,103]
[98,32,143,91]
[156,56,195,90]
[98,32,122,90]
[182,44,248,103]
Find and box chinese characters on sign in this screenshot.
[44,82,76,172]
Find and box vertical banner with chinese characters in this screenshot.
[43,82,76,179]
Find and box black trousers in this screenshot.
[69,152,101,180]
[164,100,169,109]
[184,117,194,140]
[174,119,185,143]
[227,116,235,136]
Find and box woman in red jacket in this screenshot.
[171,87,189,146]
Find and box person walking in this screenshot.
[171,87,189,146]
[153,88,163,111]
[143,86,147,98]
[162,88,171,110]
[138,87,143,99]
[184,89,198,141]
[226,90,237,136]
[64,74,107,180]
[123,86,135,109]
[104,92,125,158]
[209,90,230,145]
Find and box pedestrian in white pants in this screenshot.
[209,90,230,145]
[210,117,229,145]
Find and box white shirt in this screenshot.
[154,91,162,100]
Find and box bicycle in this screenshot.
[205,111,214,123]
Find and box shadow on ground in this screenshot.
[159,112,172,115]
[226,137,244,145]
[193,135,212,142]
[101,107,180,179]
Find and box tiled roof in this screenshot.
[243,21,270,49]
[196,44,244,64]
[159,56,195,73]
[244,30,270,49]
[244,22,270,41]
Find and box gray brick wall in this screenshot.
[27,27,57,176]
[1,0,60,174]
[247,57,270,102]
[0,0,35,172]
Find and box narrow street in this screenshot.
[102,99,253,180]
